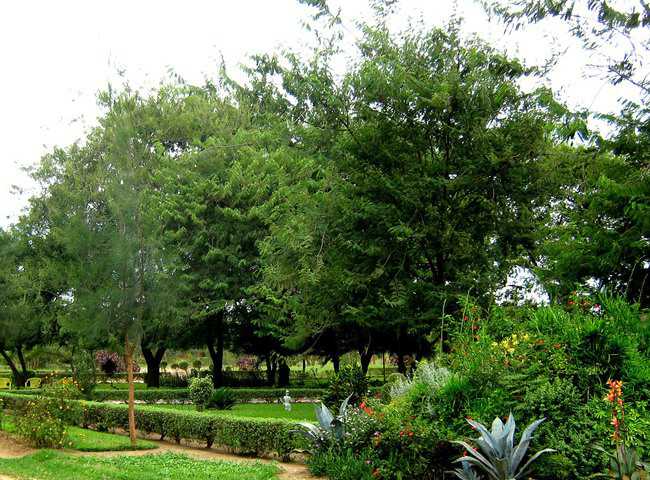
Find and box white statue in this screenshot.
[282,389,292,411]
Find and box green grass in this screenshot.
[0,450,279,480]
[95,383,149,390]
[2,419,157,452]
[150,402,317,421]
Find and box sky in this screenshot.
[0,0,632,230]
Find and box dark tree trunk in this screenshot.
[397,354,406,375]
[359,349,373,375]
[277,359,290,387]
[0,349,28,387]
[142,346,165,388]
[331,352,340,373]
[207,314,225,388]
[265,357,276,386]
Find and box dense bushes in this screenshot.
[306,297,650,480]
[323,365,369,407]
[0,392,305,457]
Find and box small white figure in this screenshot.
[282,389,292,411]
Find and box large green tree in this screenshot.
[488,0,650,306]
[31,88,180,445]
[250,15,574,366]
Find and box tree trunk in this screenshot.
[359,349,373,375]
[265,357,276,386]
[0,349,27,387]
[142,346,165,388]
[207,315,225,388]
[331,352,340,373]
[125,334,137,447]
[277,359,290,387]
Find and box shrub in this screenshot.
[160,373,188,388]
[0,392,304,457]
[14,398,69,448]
[324,365,368,408]
[189,377,214,409]
[95,351,122,376]
[178,361,189,373]
[308,448,375,480]
[71,351,97,398]
[389,361,452,403]
[42,377,83,400]
[208,388,236,410]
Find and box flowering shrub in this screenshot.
[95,350,122,375]
[236,356,257,371]
[15,398,70,448]
[42,377,83,400]
[95,350,140,375]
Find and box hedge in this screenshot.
[7,387,328,404]
[0,392,306,458]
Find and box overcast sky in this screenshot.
[0,0,630,228]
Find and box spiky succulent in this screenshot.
[452,414,554,480]
[292,394,352,451]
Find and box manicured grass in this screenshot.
[0,450,279,480]
[2,419,157,452]
[65,427,158,452]
[95,383,149,390]
[151,402,317,421]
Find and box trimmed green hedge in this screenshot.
[0,392,305,457]
[7,387,327,404]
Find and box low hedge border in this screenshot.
[0,392,306,458]
[6,387,328,404]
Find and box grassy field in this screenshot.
[2,419,158,452]
[150,402,317,422]
[0,450,279,480]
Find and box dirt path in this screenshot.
[0,432,317,480]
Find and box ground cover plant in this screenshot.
[0,451,279,480]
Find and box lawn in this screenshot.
[0,450,279,480]
[150,402,317,422]
[2,419,158,452]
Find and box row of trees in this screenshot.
[0,0,648,442]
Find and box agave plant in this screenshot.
[451,414,554,480]
[292,394,353,451]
